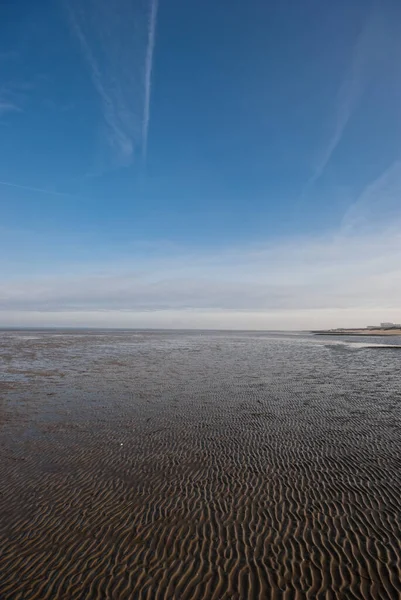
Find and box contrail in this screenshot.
[304,13,375,192]
[142,0,159,161]
[0,179,75,197]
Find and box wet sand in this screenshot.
[1,330,401,599]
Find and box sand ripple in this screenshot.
[0,331,400,598]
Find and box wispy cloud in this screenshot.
[0,179,76,198]
[67,9,133,165]
[307,8,389,188]
[0,81,26,117]
[66,0,158,168]
[0,102,21,116]
[142,0,158,161]
[342,160,401,232]
[3,149,401,326]
[1,212,401,328]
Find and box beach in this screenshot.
[314,328,401,336]
[1,330,400,599]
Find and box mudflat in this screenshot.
[1,330,400,599]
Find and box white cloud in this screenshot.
[1,221,401,328]
[2,157,401,329]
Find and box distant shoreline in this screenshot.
[313,329,401,336]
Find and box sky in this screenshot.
[1,0,401,329]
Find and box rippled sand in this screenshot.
[0,330,400,599]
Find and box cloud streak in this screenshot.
[307,8,389,188]
[342,160,401,232]
[0,81,26,117]
[0,102,21,116]
[0,179,76,198]
[142,0,158,161]
[66,0,158,167]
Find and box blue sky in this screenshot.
[1,0,401,328]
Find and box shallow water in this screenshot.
[0,330,400,599]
